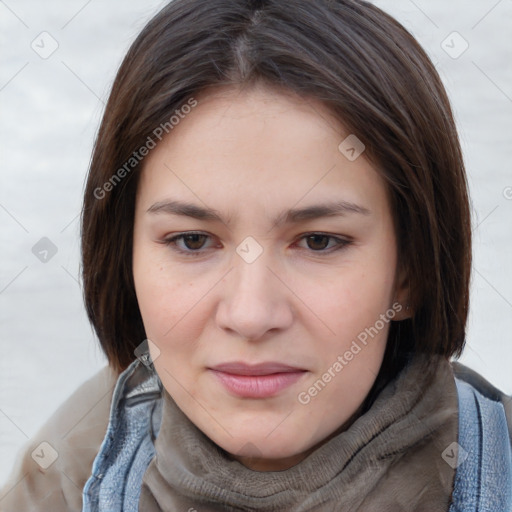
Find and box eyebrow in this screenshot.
[146,199,371,226]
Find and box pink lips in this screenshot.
[209,362,307,398]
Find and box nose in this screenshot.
[215,252,293,341]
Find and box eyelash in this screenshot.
[160,231,352,258]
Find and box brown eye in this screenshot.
[162,232,214,256]
[297,233,351,253]
[181,234,208,250]
[305,234,331,251]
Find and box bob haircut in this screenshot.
[81,0,472,390]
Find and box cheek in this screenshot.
[133,241,190,340]
[134,266,171,336]
[297,263,395,342]
[133,247,215,372]
[136,276,200,345]
[294,248,397,384]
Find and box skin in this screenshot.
[132,83,410,472]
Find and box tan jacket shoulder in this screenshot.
[0,365,119,512]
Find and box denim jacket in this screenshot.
[81,358,512,512]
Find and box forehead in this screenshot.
[137,84,390,220]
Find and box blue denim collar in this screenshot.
[82,358,162,512]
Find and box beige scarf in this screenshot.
[139,355,458,511]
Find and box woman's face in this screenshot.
[133,84,408,471]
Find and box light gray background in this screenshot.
[1,0,511,485]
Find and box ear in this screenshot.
[392,262,413,321]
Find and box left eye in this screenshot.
[298,234,347,251]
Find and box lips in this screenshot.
[209,361,307,398]
[211,362,305,376]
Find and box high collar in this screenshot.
[140,355,458,511]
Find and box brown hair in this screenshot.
[81,0,472,382]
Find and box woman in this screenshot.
[1,0,511,510]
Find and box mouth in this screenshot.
[208,362,308,398]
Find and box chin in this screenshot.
[224,435,315,471]
[214,427,312,464]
